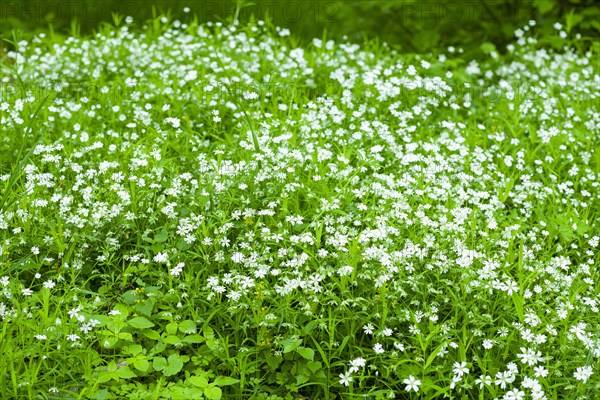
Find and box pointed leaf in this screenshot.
[188,376,209,388]
[142,329,160,340]
[213,376,239,386]
[306,361,322,374]
[166,322,178,335]
[296,347,314,360]
[133,359,150,372]
[96,372,113,384]
[163,335,182,345]
[266,354,282,370]
[178,320,197,334]
[123,344,143,356]
[182,334,204,344]
[135,299,155,316]
[282,338,302,354]
[296,374,310,385]
[153,357,167,371]
[204,386,222,400]
[116,366,137,379]
[127,316,154,329]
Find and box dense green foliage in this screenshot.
[1,11,600,399]
[2,0,600,53]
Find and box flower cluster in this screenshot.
[0,15,598,398]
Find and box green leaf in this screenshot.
[213,376,239,386]
[152,342,167,354]
[296,347,314,360]
[122,291,138,305]
[296,374,310,385]
[188,376,209,388]
[117,332,133,341]
[113,304,130,319]
[153,357,167,371]
[135,299,155,316]
[166,322,179,335]
[102,336,118,348]
[127,316,154,329]
[534,0,554,14]
[306,361,322,374]
[424,343,445,370]
[178,320,197,334]
[204,386,222,400]
[480,42,496,55]
[151,243,164,253]
[182,334,204,344]
[177,239,191,251]
[133,359,150,372]
[107,320,126,332]
[203,325,215,339]
[163,354,184,376]
[266,354,282,370]
[94,389,109,400]
[123,344,143,356]
[116,366,137,379]
[282,338,302,354]
[154,228,169,243]
[142,329,161,340]
[163,335,182,345]
[96,372,113,384]
[106,361,118,372]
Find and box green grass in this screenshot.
[0,13,599,400]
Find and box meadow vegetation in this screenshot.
[0,10,599,400]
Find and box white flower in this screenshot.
[339,371,352,386]
[475,375,492,389]
[495,371,515,389]
[503,388,525,400]
[153,252,169,263]
[43,280,56,289]
[507,363,519,374]
[574,366,593,383]
[403,375,421,392]
[517,347,543,366]
[453,361,469,378]
[350,357,366,368]
[337,265,353,277]
[170,262,185,277]
[165,117,181,128]
[231,252,245,263]
[66,334,80,342]
[373,343,384,354]
[533,366,549,378]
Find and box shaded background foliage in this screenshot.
[1,0,599,54]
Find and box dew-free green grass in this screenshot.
[0,14,599,400]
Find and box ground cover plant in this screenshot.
[3,0,600,54]
[0,12,599,400]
